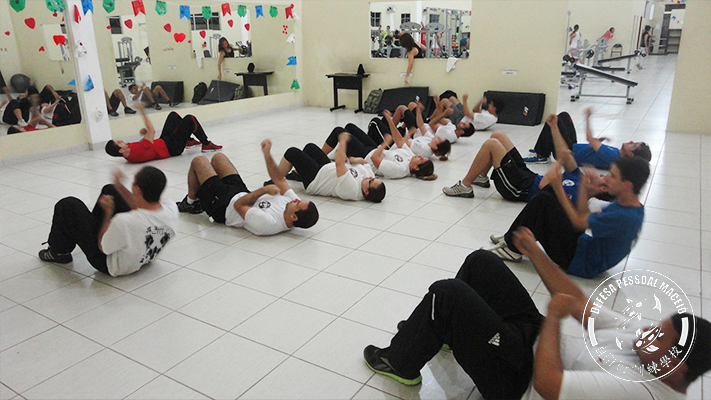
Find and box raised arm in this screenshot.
[233,185,280,218]
[427,107,453,132]
[335,133,349,177]
[461,93,474,119]
[383,110,406,148]
[137,103,156,142]
[472,96,486,114]
[369,134,392,169]
[546,114,578,173]
[584,108,603,152]
[112,169,138,210]
[261,139,290,194]
[547,164,590,231]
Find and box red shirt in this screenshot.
[125,138,170,163]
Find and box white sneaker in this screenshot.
[483,241,522,262]
[490,234,505,244]
[473,175,490,188]
[442,181,474,198]
[17,119,28,127]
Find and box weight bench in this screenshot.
[571,63,638,104]
[596,50,639,74]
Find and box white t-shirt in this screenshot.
[521,308,684,400]
[472,110,498,131]
[434,122,458,143]
[409,133,434,159]
[101,198,178,277]
[570,31,581,49]
[224,189,299,236]
[366,143,414,179]
[307,163,374,201]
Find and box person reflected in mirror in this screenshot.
[105,88,137,117]
[3,85,54,132]
[399,33,425,86]
[128,83,177,110]
[104,103,222,162]
[600,27,615,42]
[569,24,581,63]
[217,37,235,80]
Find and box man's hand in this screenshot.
[135,102,145,110]
[263,184,280,196]
[113,169,125,185]
[546,113,558,127]
[382,109,392,119]
[98,194,115,215]
[480,96,487,105]
[585,107,592,118]
[547,162,564,189]
[462,93,468,103]
[338,132,350,143]
[261,139,272,154]
[548,293,577,320]
[512,227,539,258]
[382,134,393,146]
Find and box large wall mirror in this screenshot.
[190,11,251,59]
[370,1,471,59]
[108,14,153,86]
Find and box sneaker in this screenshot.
[17,119,28,127]
[38,248,73,263]
[176,195,203,214]
[523,155,549,164]
[363,345,422,386]
[442,181,474,198]
[185,139,201,148]
[153,102,162,110]
[124,107,137,114]
[490,234,505,244]
[285,171,302,182]
[169,101,179,107]
[473,175,490,188]
[483,241,522,262]
[108,108,119,117]
[263,179,274,187]
[201,142,223,152]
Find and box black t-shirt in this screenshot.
[640,32,651,48]
[221,47,235,58]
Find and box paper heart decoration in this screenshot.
[244,23,250,31]
[53,12,57,17]
[53,35,66,45]
[25,18,36,29]
[124,19,133,29]
[163,23,171,32]
[4,31,9,36]
[39,46,45,51]
[199,30,206,38]
[188,40,191,43]
[106,25,110,29]
[174,32,186,42]
[227,20,233,27]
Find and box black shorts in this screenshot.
[491,148,537,202]
[109,93,121,110]
[196,174,250,223]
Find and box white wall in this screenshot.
[667,0,710,134]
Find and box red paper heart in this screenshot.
[188,40,191,43]
[174,32,186,43]
[199,30,206,38]
[4,31,9,36]
[244,23,250,31]
[39,46,45,51]
[53,35,66,45]
[106,25,111,29]
[124,19,133,29]
[53,12,57,17]
[164,23,171,32]
[24,18,36,29]
[228,20,233,27]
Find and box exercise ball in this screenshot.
[10,74,31,93]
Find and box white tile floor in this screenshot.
[1,54,710,399]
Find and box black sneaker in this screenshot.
[177,195,203,214]
[263,179,275,187]
[124,107,137,114]
[38,248,73,263]
[153,103,162,110]
[108,108,119,117]
[285,171,302,182]
[363,345,422,386]
[169,101,180,107]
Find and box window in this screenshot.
[401,13,411,24]
[370,12,381,27]
[429,14,440,24]
[190,12,221,31]
[109,16,122,35]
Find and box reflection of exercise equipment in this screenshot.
[235,41,251,57]
[571,63,637,104]
[115,37,143,87]
[596,50,639,74]
[423,23,450,58]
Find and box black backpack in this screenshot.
[192,82,208,104]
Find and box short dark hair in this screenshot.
[128,84,137,92]
[293,201,319,229]
[434,140,451,157]
[489,98,505,113]
[460,124,476,137]
[614,156,650,195]
[134,166,166,203]
[105,140,122,157]
[7,126,21,134]
[412,160,434,178]
[672,313,711,383]
[365,181,386,203]
[632,142,651,162]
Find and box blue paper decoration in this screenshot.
[180,5,190,19]
[81,0,93,14]
[255,5,263,17]
[85,75,94,91]
[286,56,296,65]
[68,79,76,85]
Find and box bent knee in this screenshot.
[489,131,506,141]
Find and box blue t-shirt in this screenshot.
[527,168,582,204]
[573,143,620,169]
[567,201,644,279]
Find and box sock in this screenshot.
[186,197,196,204]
